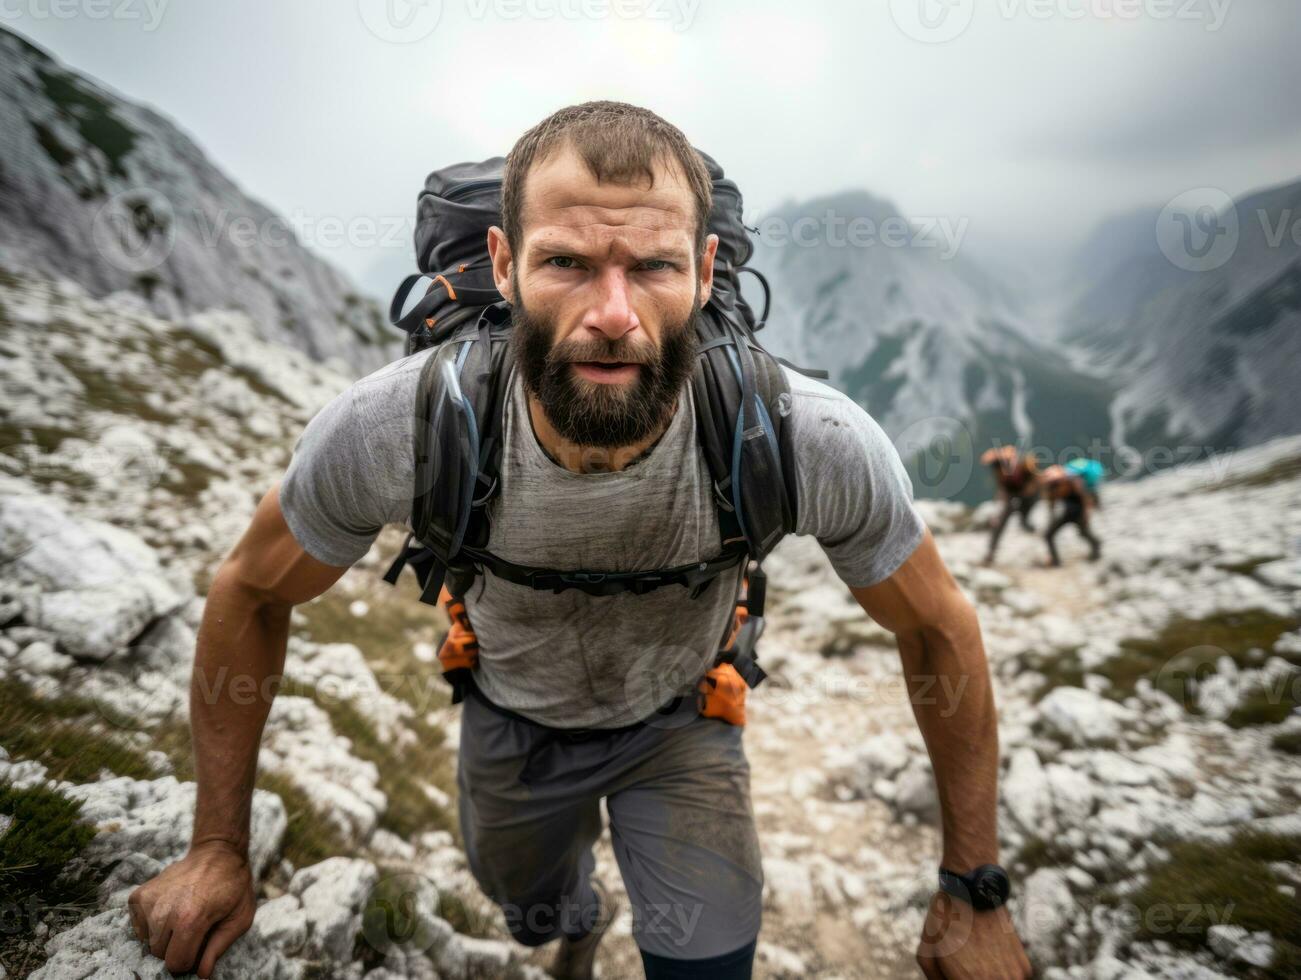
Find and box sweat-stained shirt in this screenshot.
[279,350,926,729]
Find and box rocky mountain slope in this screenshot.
[1064,179,1301,455]
[749,191,1113,505]
[0,25,398,375]
[2,267,1298,978]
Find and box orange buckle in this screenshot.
[701,600,751,726]
[437,586,479,674]
[699,662,747,726]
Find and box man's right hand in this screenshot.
[127,841,256,978]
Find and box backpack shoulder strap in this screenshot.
[691,308,800,564]
[383,303,512,604]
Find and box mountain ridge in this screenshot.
[0,24,400,375]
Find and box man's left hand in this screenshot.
[916,892,1032,979]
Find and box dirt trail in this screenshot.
[507,526,1107,979]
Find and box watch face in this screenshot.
[973,868,1010,907]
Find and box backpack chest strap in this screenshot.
[456,543,748,598]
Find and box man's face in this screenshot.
[488,145,717,449]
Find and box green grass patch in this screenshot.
[0,677,159,783]
[1209,454,1301,493]
[1013,835,1077,876]
[435,891,497,939]
[294,576,460,841]
[0,780,104,977]
[1272,729,1301,756]
[1125,831,1301,973]
[1225,673,1301,728]
[36,65,138,177]
[295,582,450,716]
[255,770,348,869]
[277,677,455,842]
[1027,611,1301,724]
[1021,648,1086,700]
[0,780,96,887]
[1218,556,1285,577]
[1114,610,1300,721]
[0,418,73,456]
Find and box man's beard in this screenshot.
[509,295,699,451]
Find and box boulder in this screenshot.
[289,857,380,962]
[31,907,305,979]
[1016,868,1076,965]
[1207,924,1275,968]
[1004,748,1053,835]
[1038,688,1124,747]
[63,775,286,883]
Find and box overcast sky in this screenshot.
[8,0,1299,306]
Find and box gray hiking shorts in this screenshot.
[456,684,765,960]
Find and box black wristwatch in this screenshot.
[938,865,1011,911]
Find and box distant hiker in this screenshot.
[980,445,1040,565]
[1064,455,1105,510]
[1041,463,1102,566]
[128,103,1030,980]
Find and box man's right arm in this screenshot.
[128,482,350,978]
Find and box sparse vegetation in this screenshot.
[1272,729,1301,755]
[1207,454,1301,493]
[257,771,348,869]
[36,65,138,178]
[0,677,159,783]
[1217,555,1283,577]
[1225,673,1301,728]
[435,891,497,939]
[276,677,456,842]
[1013,834,1076,876]
[1025,610,1300,730]
[0,780,102,977]
[1126,831,1301,973]
[0,780,96,887]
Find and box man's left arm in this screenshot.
[850,530,1031,980]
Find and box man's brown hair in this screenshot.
[501,101,713,259]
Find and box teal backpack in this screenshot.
[1065,458,1104,491]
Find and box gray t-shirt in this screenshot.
[279,349,925,728]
